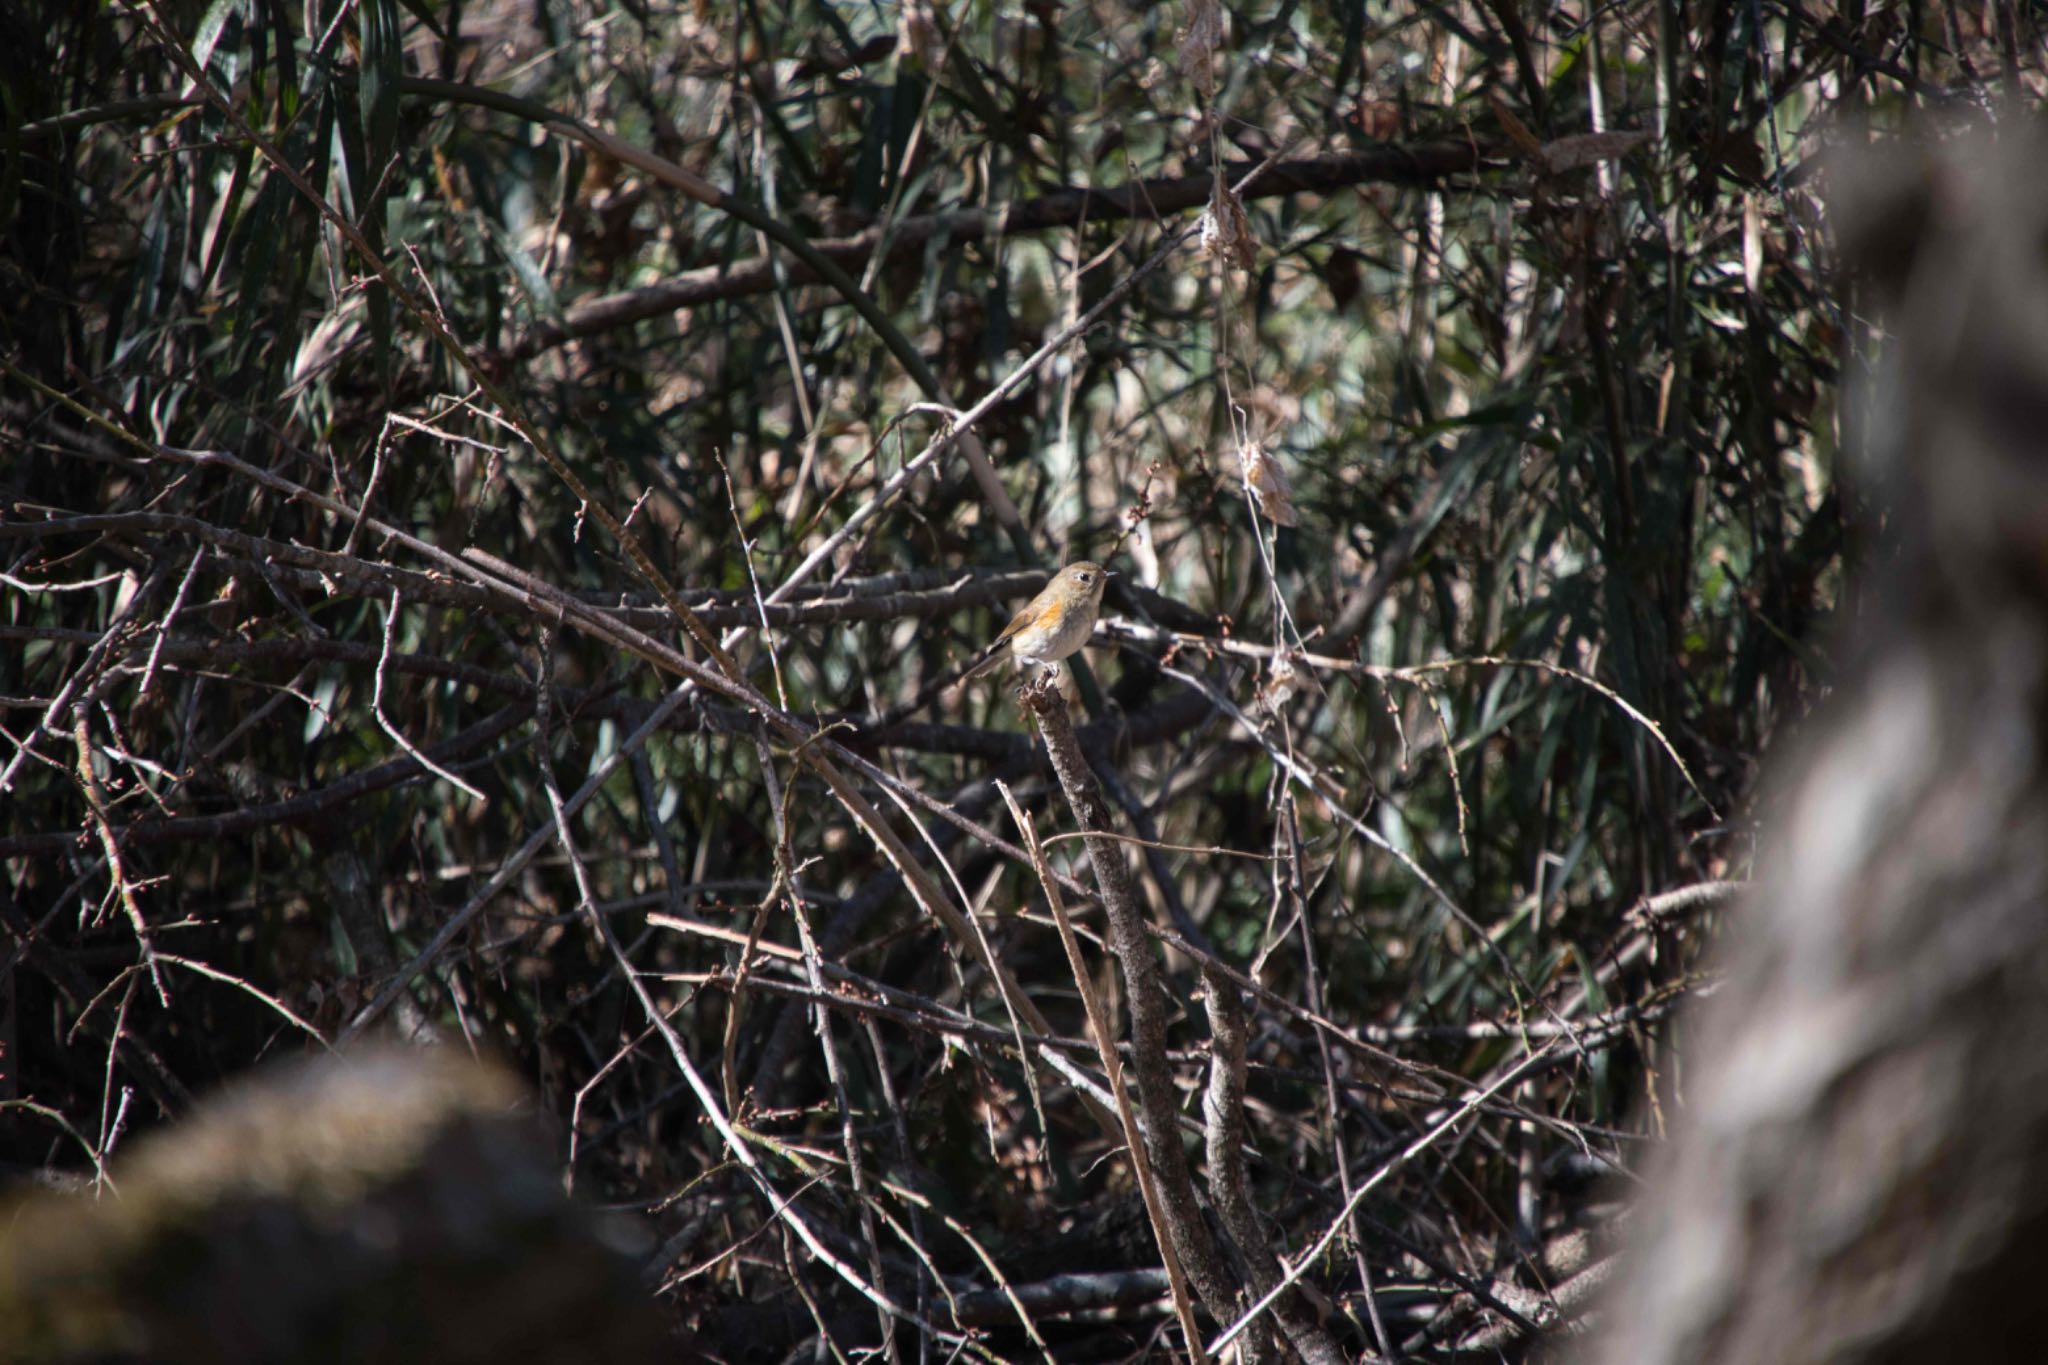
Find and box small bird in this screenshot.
[964,562,1114,680]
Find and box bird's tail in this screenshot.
[961,647,1008,680]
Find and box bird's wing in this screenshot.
[991,603,1038,644]
[961,602,1037,679]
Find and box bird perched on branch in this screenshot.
[964,561,1114,680]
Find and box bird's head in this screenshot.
[1055,561,1113,605]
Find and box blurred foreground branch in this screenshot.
[1597,124,2048,1364]
[0,1050,667,1364]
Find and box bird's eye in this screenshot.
[1078,572,1094,584]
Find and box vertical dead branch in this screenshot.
[1000,782,1209,1363]
[1023,679,1344,1361]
